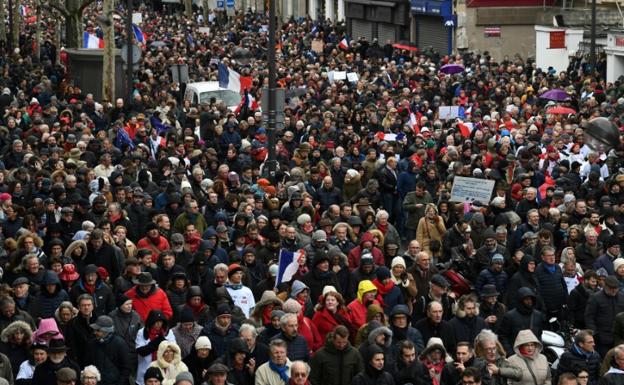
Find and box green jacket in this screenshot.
[310,338,364,385]
[402,191,432,230]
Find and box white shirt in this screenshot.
[226,285,256,318]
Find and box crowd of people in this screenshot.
[1,2,624,385]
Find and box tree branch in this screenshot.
[78,0,97,13]
[43,3,69,18]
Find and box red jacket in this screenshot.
[312,307,354,344]
[297,313,323,352]
[125,285,173,321]
[136,236,171,262]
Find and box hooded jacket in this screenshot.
[348,280,381,330]
[310,334,364,385]
[86,331,132,385]
[135,311,176,385]
[348,232,385,270]
[149,341,189,385]
[37,271,69,319]
[505,255,544,310]
[507,330,551,385]
[498,288,546,355]
[0,320,32,378]
[351,345,395,385]
[125,282,174,321]
[358,322,394,371]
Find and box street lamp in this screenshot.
[266,0,278,180]
[126,0,134,103]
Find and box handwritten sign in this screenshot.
[439,106,460,120]
[450,176,495,203]
[549,31,566,49]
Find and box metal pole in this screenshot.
[126,0,134,102]
[590,0,596,75]
[267,0,277,179]
[103,0,115,103]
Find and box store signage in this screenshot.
[549,31,566,49]
[484,27,501,37]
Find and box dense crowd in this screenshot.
[2,2,624,385]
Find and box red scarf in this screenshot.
[519,345,533,358]
[376,223,388,235]
[189,301,207,317]
[83,282,96,295]
[372,279,395,296]
[148,328,166,360]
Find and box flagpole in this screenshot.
[102,0,115,104]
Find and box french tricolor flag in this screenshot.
[276,249,305,287]
[218,62,241,93]
[235,92,258,115]
[132,24,146,44]
[83,32,104,49]
[338,35,349,50]
[19,5,29,16]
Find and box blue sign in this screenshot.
[411,0,452,19]
[226,0,234,8]
[217,0,224,7]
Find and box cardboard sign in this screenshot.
[311,40,324,53]
[198,27,210,35]
[347,72,359,82]
[549,31,566,49]
[132,12,142,25]
[450,176,495,203]
[439,106,460,120]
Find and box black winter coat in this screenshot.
[352,369,395,385]
[413,318,456,355]
[392,359,428,385]
[534,263,568,314]
[301,268,341,307]
[497,305,545,355]
[598,370,624,385]
[85,334,132,385]
[567,284,595,329]
[310,339,364,385]
[556,345,602,385]
[585,290,624,348]
[448,315,486,344]
[31,357,81,385]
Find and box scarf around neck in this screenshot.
[269,360,290,383]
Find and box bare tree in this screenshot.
[46,0,98,48]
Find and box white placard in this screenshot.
[132,12,142,24]
[198,27,210,35]
[439,106,460,120]
[347,72,359,82]
[334,71,346,80]
[449,176,495,203]
[383,133,397,142]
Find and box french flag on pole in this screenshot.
[276,249,305,287]
[83,32,104,49]
[338,35,349,50]
[218,62,241,93]
[132,24,146,44]
[19,5,29,16]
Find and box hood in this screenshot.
[390,304,410,320]
[156,340,182,367]
[519,255,535,274]
[345,171,361,185]
[420,337,453,362]
[41,271,62,294]
[33,318,63,342]
[367,323,393,349]
[357,280,377,303]
[228,338,249,358]
[360,232,374,246]
[366,303,385,322]
[1,320,32,343]
[513,329,543,357]
[290,280,309,298]
[145,310,169,331]
[65,240,87,259]
[518,287,536,301]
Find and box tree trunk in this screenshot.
[202,0,209,24]
[102,0,115,103]
[35,0,41,61]
[11,0,19,49]
[65,10,82,48]
[184,0,193,19]
[0,0,6,43]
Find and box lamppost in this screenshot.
[266,0,277,180]
[590,0,596,75]
[126,0,134,102]
[7,0,13,50]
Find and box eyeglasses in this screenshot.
[292,373,307,378]
[84,376,98,380]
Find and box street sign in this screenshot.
[226,0,234,7]
[217,0,224,7]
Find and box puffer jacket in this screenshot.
[149,341,189,385]
[37,271,69,319]
[585,289,624,349]
[448,308,486,344]
[556,343,602,385]
[507,330,551,385]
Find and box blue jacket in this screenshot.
[594,253,618,276]
[475,267,508,298]
[200,321,240,358]
[272,332,309,362]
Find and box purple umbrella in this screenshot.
[440,64,465,74]
[540,89,571,101]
